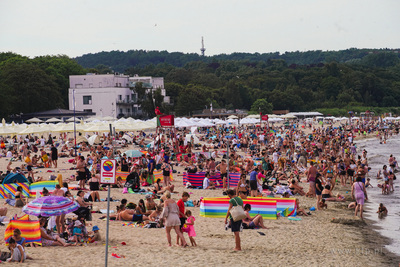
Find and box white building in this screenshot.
[68,74,169,118]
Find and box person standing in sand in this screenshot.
[216,159,228,190]
[161,191,188,247]
[225,189,243,251]
[351,176,367,219]
[306,161,317,197]
[50,144,58,168]
[76,156,86,190]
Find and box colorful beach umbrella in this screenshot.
[22,196,79,217]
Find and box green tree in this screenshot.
[250,99,273,114]
[175,85,208,116]
[0,60,63,115]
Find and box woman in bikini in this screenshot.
[14,186,26,208]
[236,174,248,196]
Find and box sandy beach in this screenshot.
[1,126,400,267]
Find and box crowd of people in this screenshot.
[0,117,398,259]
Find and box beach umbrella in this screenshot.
[124,150,143,158]
[26,117,43,123]
[65,117,81,122]
[45,117,62,123]
[87,135,101,145]
[22,196,79,217]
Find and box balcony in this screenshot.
[118,111,142,118]
[116,99,137,105]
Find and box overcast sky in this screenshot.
[0,0,399,58]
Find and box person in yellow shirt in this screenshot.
[25,152,34,181]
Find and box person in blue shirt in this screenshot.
[249,168,258,197]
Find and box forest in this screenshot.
[0,49,400,119]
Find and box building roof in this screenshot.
[21,109,95,120]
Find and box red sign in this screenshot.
[261,115,269,121]
[157,115,175,127]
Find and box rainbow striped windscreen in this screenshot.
[4,215,41,244]
[200,197,297,220]
[29,181,58,197]
[183,172,240,188]
[0,182,30,199]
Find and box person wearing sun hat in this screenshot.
[90,225,101,242]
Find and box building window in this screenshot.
[118,95,122,100]
[127,108,130,113]
[119,109,123,114]
[83,95,92,105]
[75,84,83,89]
[132,94,136,102]
[89,83,93,88]
[126,95,130,101]
[83,109,92,113]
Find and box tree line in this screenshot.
[0,49,400,119]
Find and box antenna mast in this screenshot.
[200,36,206,56]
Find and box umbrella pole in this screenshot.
[105,184,111,267]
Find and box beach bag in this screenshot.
[230,198,246,222]
[0,251,11,261]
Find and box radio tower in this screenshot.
[200,36,206,56]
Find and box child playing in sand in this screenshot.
[318,199,327,209]
[7,237,25,263]
[89,225,101,243]
[380,180,389,195]
[377,203,388,218]
[365,178,373,188]
[69,220,84,245]
[184,210,197,246]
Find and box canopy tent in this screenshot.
[83,123,111,133]
[0,127,17,136]
[3,173,29,184]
